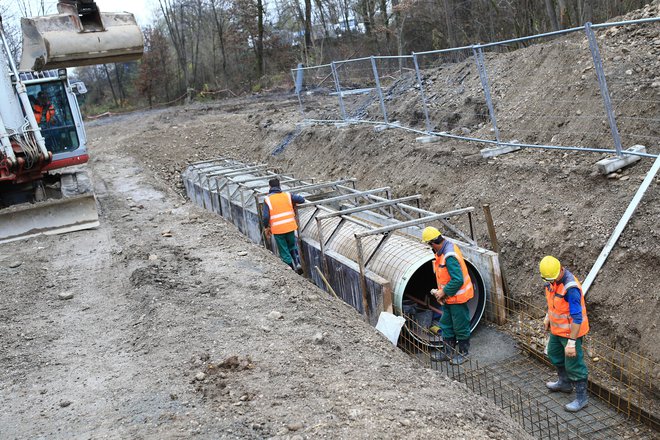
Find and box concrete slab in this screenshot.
[415,135,442,143]
[480,144,522,158]
[596,144,646,175]
[374,121,400,132]
[469,323,519,366]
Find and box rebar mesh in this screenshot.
[398,286,659,439]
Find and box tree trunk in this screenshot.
[545,0,560,30]
[342,0,351,37]
[380,0,389,44]
[304,0,312,48]
[113,63,126,104]
[103,64,119,107]
[557,0,572,28]
[443,0,456,48]
[578,0,593,24]
[256,0,265,76]
[314,0,329,38]
[210,0,228,76]
[158,0,189,94]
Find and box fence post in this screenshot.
[370,56,389,124]
[293,63,305,118]
[412,52,432,133]
[331,61,348,121]
[472,45,501,145]
[585,22,623,157]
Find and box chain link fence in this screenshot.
[293,17,660,160]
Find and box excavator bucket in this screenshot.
[0,173,99,244]
[19,3,143,71]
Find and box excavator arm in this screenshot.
[20,0,144,71]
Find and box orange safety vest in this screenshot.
[545,269,589,338]
[433,240,474,304]
[34,103,55,124]
[264,192,298,234]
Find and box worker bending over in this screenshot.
[422,226,474,365]
[540,255,589,412]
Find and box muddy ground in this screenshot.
[2,3,659,437]
[0,111,531,438]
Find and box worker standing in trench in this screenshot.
[263,178,305,274]
[540,255,590,412]
[422,227,474,365]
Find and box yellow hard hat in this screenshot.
[422,226,442,243]
[539,255,561,281]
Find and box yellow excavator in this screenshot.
[0,1,143,243]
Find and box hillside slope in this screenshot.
[127,3,659,365]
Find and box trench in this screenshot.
[182,158,500,335]
[182,157,657,439]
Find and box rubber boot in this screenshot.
[565,380,589,412]
[450,339,470,365]
[546,367,573,393]
[431,338,455,362]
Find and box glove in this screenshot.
[543,314,550,331]
[264,227,272,239]
[565,339,577,357]
[430,288,445,303]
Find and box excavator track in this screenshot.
[0,171,99,244]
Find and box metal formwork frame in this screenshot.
[254,179,356,197]
[351,207,476,313]
[334,185,478,246]
[298,187,392,208]
[315,195,422,220]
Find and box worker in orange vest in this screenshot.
[33,91,56,125]
[263,178,306,274]
[422,226,474,365]
[540,255,589,412]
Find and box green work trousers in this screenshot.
[547,334,588,382]
[440,302,471,341]
[274,231,297,266]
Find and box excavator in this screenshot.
[0,0,143,243]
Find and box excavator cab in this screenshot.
[23,71,85,156]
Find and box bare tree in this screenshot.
[545,0,560,31]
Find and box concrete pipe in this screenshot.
[297,207,487,347]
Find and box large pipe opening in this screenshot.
[400,260,486,347]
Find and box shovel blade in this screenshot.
[0,193,99,244]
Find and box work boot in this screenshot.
[431,338,455,362]
[565,380,589,412]
[450,339,470,365]
[546,367,573,393]
[295,264,304,275]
